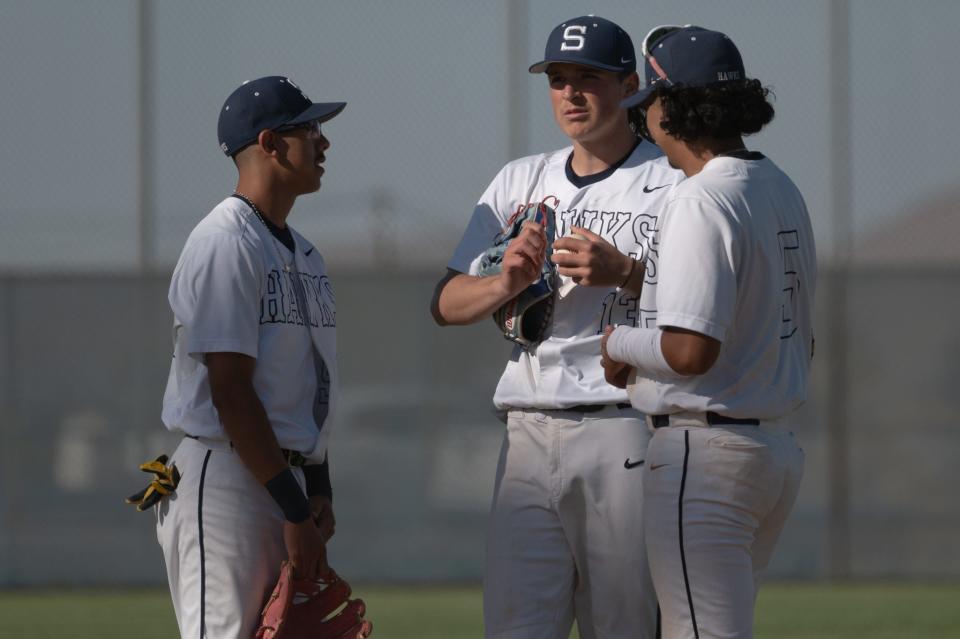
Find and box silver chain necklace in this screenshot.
[233,191,295,272]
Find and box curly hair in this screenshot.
[652,79,775,142]
[627,105,648,140]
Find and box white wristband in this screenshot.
[607,326,684,379]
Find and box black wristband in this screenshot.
[265,468,311,523]
[304,457,332,500]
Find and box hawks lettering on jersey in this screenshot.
[555,204,659,331]
[261,269,336,328]
[507,197,660,332]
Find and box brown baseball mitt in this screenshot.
[254,561,372,639]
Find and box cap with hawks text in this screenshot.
[529,15,636,74]
[217,76,346,156]
[622,26,745,109]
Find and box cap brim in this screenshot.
[621,86,656,109]
[528,59,627,74]
[290,101,346,124]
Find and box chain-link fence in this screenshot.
[0,0,958,585]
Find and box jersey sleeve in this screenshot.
[447,169,509,275]
[655,196,740,341]
[169,232,264,361]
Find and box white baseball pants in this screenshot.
[484,406,659,639]
[156,436,303,639]
[643,415,804,639]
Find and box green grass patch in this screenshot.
[0,582,957,638]
[755,582,960,639]
[0,589,178,639]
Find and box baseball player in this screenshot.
[603,26,817,638]
[431,16,682,639]
[155,76,345,639]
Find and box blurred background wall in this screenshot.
[0,0,957,586]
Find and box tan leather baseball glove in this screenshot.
[254,561,372,639]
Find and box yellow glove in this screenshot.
[125,454,180,512]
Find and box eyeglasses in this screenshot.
[274,120,321,138]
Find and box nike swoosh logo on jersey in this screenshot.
[621,57,632,63]
[650,463,670,471]
[624,458,645,469]
[304,247,314,256]
[643,184,670,193]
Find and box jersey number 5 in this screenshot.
[777,230,801,339]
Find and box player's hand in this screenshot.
[551,226,634,288]
[283,518,329,580]
[498,221,547,297]
[310,495,336,542]
[601,325,633,389]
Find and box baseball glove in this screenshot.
[255,561,372,639]
[477,199,559,348]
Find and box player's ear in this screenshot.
[622,71,640,97]
[257,129,279,156]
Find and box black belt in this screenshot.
[651,412,760,428]
[184,434,307,467]
[565,402,632,413]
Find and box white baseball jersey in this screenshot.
[449,142,683,410]
[161,197,338,462]
[627,153,817,418]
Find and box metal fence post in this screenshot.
[827,0,852,580]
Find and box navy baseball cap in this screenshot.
[529,15,636,74]
[622,26,745,109]
[217,76,346,156]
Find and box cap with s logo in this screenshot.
[622,26,746,109]
[529,15,636,74]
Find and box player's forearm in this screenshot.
[431,271,514,326]
[215,383,315,524]
[211,380,289,483]
[620,259,646,297]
